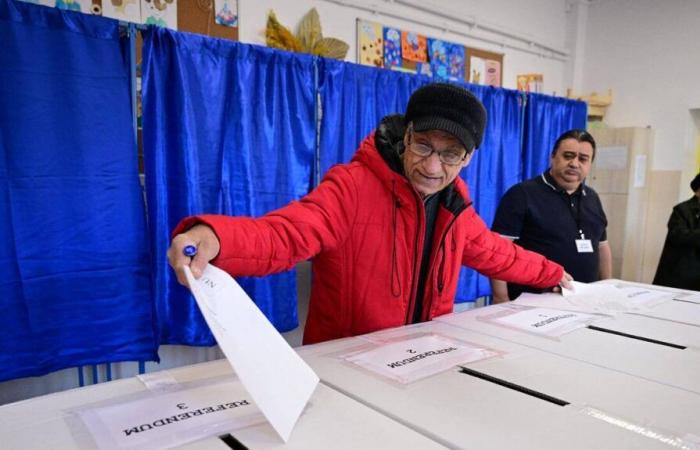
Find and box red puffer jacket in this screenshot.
[173,118,563,344]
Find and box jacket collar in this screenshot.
[352,114,471,215]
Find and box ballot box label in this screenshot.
[342,334,499,384]
[75,378,265,450]
[481,305,599,338]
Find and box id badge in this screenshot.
[575,239,594,253]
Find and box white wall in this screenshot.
[582,0,700,197]
[238,0,571,94]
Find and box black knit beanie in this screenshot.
[405,83,487,152]
[691,172,700,192]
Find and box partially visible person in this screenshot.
[490,129,612,302]
[653,172,700,291]
[168,83,573,345]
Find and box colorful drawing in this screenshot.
[485,59,501,87]
[383,27,401,68]
[428,38,448,80]
[102,0,141,23]
[215,0,238,27]
[446,43,464,81]
[357,20,384,68]
[141,0,177,29]
[401,31,427,62]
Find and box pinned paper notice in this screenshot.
[184,265,319,442]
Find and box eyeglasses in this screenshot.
[407,129,468,166]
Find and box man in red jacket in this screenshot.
[168,83,572,344]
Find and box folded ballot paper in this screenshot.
[184,265,319,442]
[513,281,674,316]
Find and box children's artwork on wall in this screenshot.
[484,59,501,87]
[357,19,384,68]
[446,42,464,81]
[401,31,427,63]
[383,27,401,68]
[141,0,177,29]
[517,73,543,93]
[103,0,141,23]
[466,47,503,87]
[214,0,237,27]
[428,38,449,80]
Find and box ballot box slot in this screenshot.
[219,433,248,449]
[586,325,686,349]
[458,366,570,406]
[672,298,700,305]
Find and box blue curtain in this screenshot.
[456,84,525,302]
[142,28,316,345]
[0,0,157,381]
[522,93,588,179]
[317,58,429,177]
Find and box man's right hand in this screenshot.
[167,224,221,286]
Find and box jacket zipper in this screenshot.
[405,190,425,325]
[428,202,470,318]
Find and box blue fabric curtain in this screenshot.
[317,58,429,177]
[0,0,157,381]
[522,93,588,179]
[142,28,316,345]
[456,84,525,302]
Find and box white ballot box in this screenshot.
[596,279,700,328]
[298,321,700,450]
[436,301,700,396]
[0,359,445,450]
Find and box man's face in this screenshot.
[549,138,594,193]
[402,128,472,196]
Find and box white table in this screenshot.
[0,359,445,450]
[299,321,697,449]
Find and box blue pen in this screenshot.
[183,245,198,257]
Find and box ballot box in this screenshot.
[436,299,700,396]
[298,321,699,449]
[0,359,445,450]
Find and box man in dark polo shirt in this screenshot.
[490,129,612,302]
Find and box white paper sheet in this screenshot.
[518,282,672,316]
[342,334,499,384]
[481,305,599,338]
[184,265,319,442]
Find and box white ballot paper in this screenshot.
[515,282,653,315]
[184,265,319,442]
[342,334,499,384]
[480,305,599,338]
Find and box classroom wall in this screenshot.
[238,0,572,94]
[582,0,700,200]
